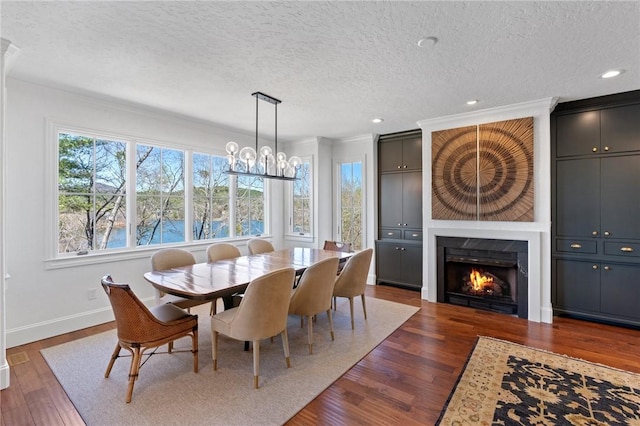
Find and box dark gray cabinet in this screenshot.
[552,90,640,327]
[376,130,423,290]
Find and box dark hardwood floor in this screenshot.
[3,285,640,425]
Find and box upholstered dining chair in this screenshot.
[211,267,295,389]
[206,242,241,263]
[332,248,374,330]
[150,248,211,313]
[101,275,198,403]
[247,238,275,255]
[288,257,340,354]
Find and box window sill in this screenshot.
[284,234,314,243]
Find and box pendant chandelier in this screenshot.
[224,92,301,181]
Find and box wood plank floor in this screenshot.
[3,285,640,425]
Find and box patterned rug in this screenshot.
[437,336,640,425]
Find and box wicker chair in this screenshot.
[211,267,295,389]
[288,257,340,354]
[151,248,211,312]
[332,248,373,329]
[206,243,241,263]
[101,275,198,403]
[247,238,275,255]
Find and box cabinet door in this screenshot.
[379,140,404,172]
[400,245,423,288]
[556,111,600,157]
[376,242,402,283]
[601,104,640,154]
[555,158,600,237]
[380,174,403,227]
[402,137,422,170]
[555,259,600,312]
[601,155,640,240]
[402,172,422,228]
[600,263,640,319]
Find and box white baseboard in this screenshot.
[0,361,9,390]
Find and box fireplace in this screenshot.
[437,237,528,318]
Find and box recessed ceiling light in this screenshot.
[417,36,438,47]
[600,70,623,79]
[466,100,478,105]
[372,118,384,124]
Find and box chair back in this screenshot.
[207,243,241,262]
[333,248,373,298]
[151,248,196,271]
[247,238,275,255]
[289,257,339,315]
[101,275,163,343]
[323,240,352,253]
[227,268,295,341]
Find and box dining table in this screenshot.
[143,247,353,310]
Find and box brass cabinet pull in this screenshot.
[387,232,394,236]
[570,243,582,249]
[592,265,598,270]
[400,247,406,251]
[397,165,401,169]
[604,231,611,236]
[592,231,598,236]
[621,247,634,253]
[592,147,598,152]
[604,266,611,271]
[403,165,407,168]
[412,233,419,237]
[604,146,610,151]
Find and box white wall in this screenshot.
[4,78,264,347]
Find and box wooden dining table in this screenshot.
[143,247,353,308]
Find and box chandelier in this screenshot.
[224,92,301,181]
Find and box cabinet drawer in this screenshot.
[604,242,640,258]
[380,229,402,239]
[556,239,597,254]
[404,230,422,241]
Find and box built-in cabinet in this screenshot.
[376,130,423,290]
[552,91,640,327]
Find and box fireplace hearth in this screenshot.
[437,237,528,318]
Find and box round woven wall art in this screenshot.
[432,117,534,222]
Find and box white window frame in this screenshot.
[285,155,313,239]
[333,155,366,250]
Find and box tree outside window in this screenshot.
[193,153,230,239]
[340,161,363,250]
[236,175,264,236]
[292,161,311,235]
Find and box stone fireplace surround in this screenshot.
[417,98,558,324]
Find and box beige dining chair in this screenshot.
[101,275,198,403]
[247,238,275,255]
[333,248,374,330]
[206,242,241,262]
[288,257,340,354]
[211,267,295,389]
[150,248,211,313]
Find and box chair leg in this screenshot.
[212,331,218,371]
[300,316,304,328]
[333,296,337,311]
[105,343,121,378]
[361,294,367,320]
[307,315,313,355]
[348,297,355,330]
[327,309,335,341]
[253,340,260,389]
[168,341,173,353]
[281,329,291,368]
[126,346,142,403]
[192,329,199,373]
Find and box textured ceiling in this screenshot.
[1,1,639,142]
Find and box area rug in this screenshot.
[437,336,640,425]
[41,297,418,425]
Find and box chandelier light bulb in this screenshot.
[259,146,272,157]
[276,151,287,163]
[288,156,302,168]
[225,141,239,154]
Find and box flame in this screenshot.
[469,268,494,291]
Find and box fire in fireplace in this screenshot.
[437,237,528,318]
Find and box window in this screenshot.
[58,133,127,252]
[290,160,312,235]
[337,161,363,250]
[192,153,229,239]
[55,127,267,257]
[235,175,264,236]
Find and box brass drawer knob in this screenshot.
[592,231,598,236]
[412,233,419,237]
[604,231,610,236]
[592,265,598,270]
[570,243,582,249]
[592,147,598,152]
[621,247,634,253]
[604,146,610,151]
[387,232,394,236]
[604,266,611,271]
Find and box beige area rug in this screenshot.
[41,297,418,425]
[437,336,640,425]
